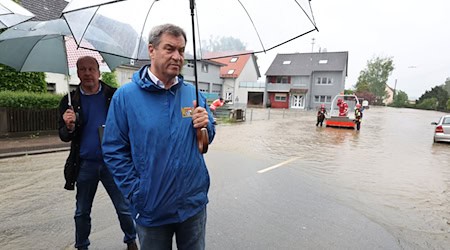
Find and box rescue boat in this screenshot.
[325,94,360,129]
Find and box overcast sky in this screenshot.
[256,0,450,99]
[64,0,449,99]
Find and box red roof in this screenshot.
[209,54,252,78]
[66,37,110,72]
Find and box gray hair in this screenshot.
[148,24,187,47]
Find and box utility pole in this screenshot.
[394,79,397,98]
[311,38,315,52]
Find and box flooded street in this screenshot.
[213,106,450,249]
[0,106,449,249]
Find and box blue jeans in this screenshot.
[75,159,136,249]
[136,208,207,250]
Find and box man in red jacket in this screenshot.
[209,97,225,116]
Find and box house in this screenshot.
[208,53,261,107]
[265,51,348,110]
[383,84,395,105]
[114,56,225,101]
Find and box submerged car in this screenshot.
[431,115,450,143]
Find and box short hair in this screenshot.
[148,23,187,48]
[76,56,99,70]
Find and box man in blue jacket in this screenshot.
[102,24,215,249]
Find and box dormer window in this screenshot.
[230,57,238,63]
[282,60,291,65]
[319,59,328,64]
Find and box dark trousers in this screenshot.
[74,159,136,249]
[136,208,207,250]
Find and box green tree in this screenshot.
[355,56,394,105]
[417,85,448,111]
[443,77,450,95]
[200,36,246,53]
[416,97,438,110]
[101,71,119,88]
[0,64,47,92]
[391,90,408,107]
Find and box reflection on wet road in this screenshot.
[213,106,450,249]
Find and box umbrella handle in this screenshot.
[196,127,209,154]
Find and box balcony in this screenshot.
[239,81,265,89]
[266,83,291,92]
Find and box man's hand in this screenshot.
[63,108,76,131]
[192,101,209,129]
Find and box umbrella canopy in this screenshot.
[0,0,35,29]
[62,0,318,60]
[0,19,128,75]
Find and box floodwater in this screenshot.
[214,106,450,249]
[0,106,449,249]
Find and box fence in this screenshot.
[215,106,311,123]
[0,107,59,135]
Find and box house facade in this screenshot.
[383,84,395,105]
[265,52,348,110]
[209,53,261,107]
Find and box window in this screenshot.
[227,69,235,74]
[282,60,291,65]
[276,76,289,83]
[316,77,333,85]
[314,95,332,103]
[318,59,328,64]
[225,92,233,101]
[275,93,287,102]
[47,82,56,93]
[230,57,238,63]
[201,63,208,73]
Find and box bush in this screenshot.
[0,91,63,109]
[0,64,47,92]
[416,97,438,110]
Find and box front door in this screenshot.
[291,94,305,109]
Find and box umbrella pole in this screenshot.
[66,76,72,107]
[190,0,208,154]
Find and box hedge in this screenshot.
[0,91,63,109]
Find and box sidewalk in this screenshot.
[0,133,69,158]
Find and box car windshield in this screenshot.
[443,117,450,124]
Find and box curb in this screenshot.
[0,147,70,159]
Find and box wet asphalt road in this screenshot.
[2,106,449,249]
[1,147,399,249]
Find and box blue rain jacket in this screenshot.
[102,65,215,227]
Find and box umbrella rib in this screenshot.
[236,0,266,53]
[62,0,125,14]
[137,0,158,59]
[204,28,317,60]
[78,7,101,49]
[264,28,317,52]
[294,0,319,31]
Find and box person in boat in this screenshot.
[316,104,327,127]
[337,98,348,116]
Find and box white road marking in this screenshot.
[257,157,299,174]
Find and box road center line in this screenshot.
[257,157,299,174]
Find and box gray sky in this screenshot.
[64,0,449,99]
[257,0,450,99]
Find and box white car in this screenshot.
[431,115,450,143]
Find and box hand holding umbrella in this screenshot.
[192,100,209,153]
